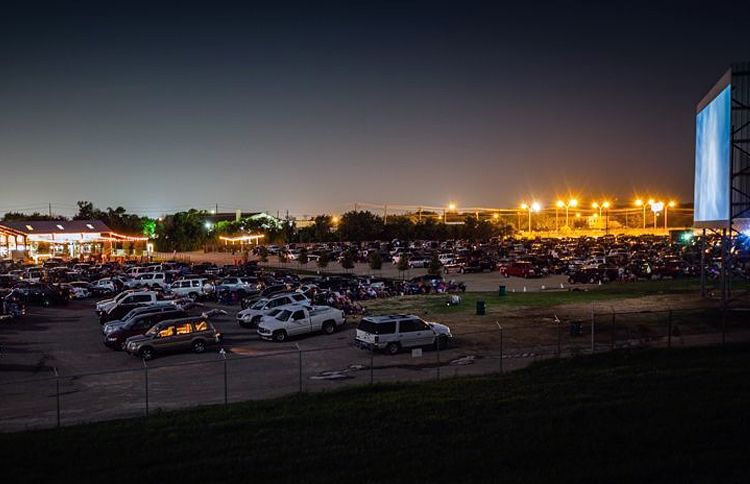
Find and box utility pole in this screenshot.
[48,202,52,218]
[354,202,358,212]
[215,203,219,214]
[383,204,388,225]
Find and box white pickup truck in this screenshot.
[257,305,345,342]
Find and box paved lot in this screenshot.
[0,298,536,431]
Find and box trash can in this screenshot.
[476,300,486,315]
[570,321,582,337]
[498,285,507,296]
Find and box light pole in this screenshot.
[562,199,577,229]
[520,203,528,234]
[665,201,676,229]
[555,200,563,231]
[602,201,611,234]
[651,201,663,230]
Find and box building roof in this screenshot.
[0,220,113,234]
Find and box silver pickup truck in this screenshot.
[257,305,345,342]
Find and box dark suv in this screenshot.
[124,317,222,360]
[102,308,188,350]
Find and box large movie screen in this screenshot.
[694,84,731,226]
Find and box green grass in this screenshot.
[2,345,750,483]
[365,278,734,315]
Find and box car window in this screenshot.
[358,320,396,335]
[122,296,134,304]
[195,321,209,331]
[175,323,192,335]
[133,295,151,303]
[292,294,305,301]
[292,310,305,320]
[399,319,420,332]
[157,326,175,338]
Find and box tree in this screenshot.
[341,249,355,272]
[428,252,442,276]
[368,250,383,273]
[2,211,66,222]
[278,249,289,264]
[154,209,212,252]
[258,246,269,263]
[317,252,330,271]
[298,247,309,266]
[397,253,410,279]
[338,211,383,241]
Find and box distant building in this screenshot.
[0,220,149,261]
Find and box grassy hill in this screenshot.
[2,344,749,483]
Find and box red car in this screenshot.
[502,261,538,278]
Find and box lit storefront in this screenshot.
[0,220,149,261]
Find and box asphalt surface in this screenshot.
[0,298,536,431]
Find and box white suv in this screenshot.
[125,272,169,289]
[355,314,452,355]
[170,278,215,299]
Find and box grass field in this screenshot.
[364,277,735,314]
[2,344,749,483]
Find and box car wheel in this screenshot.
[435,335,448,350]
[273,330,288,342]
[140,347,154,361]
[193,340,206,353]
[385,342,400,355]
[322,320,336,335]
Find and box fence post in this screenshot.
[220,348,228,406]
[555,315,561,358]
[667,310,673,348]
[370,349,374,385]
[611,311,616,352]
[296,344,302,393]
[54,367,60,428]
[143,359,149,417]
[496,322,503,373]
[436,336,441,381]
[590,306,595,354]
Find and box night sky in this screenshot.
[1,1,749,217]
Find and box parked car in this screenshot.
[125,272,170,290]
[236,292,309,328]
[502,261,539,278]
[169,278,215,299]
[12,283,70,307]
[102,308,188,350]
[124,317,223,360]
[97,290,176,324]
[354,314,452,354]
[240,284,289,309]
[257,305,345,341]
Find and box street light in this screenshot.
[635,199,645,230]
[521,202,541,236]
[650,201,664,230]
[602,201,611,234]
[665,200,676,229]
[444,203,456,223]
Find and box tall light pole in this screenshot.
[555,200,563,231]
[602,201,611,235]
[651,201,663,230]
[665,201,676,229]
[565,199,577,229]
[528,202,541,236]
[520,203,528,234]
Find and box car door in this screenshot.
[173,321,195,351]
[288,309,309,336]
[153,325,176,353]
[398,319,432,347]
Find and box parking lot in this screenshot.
[1,298,541,431]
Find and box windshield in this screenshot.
[145,325,158,336]
[276,310,292,321]
[251,300,267,310]
[358,319,396,335]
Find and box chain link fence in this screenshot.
[1,305,747,432]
